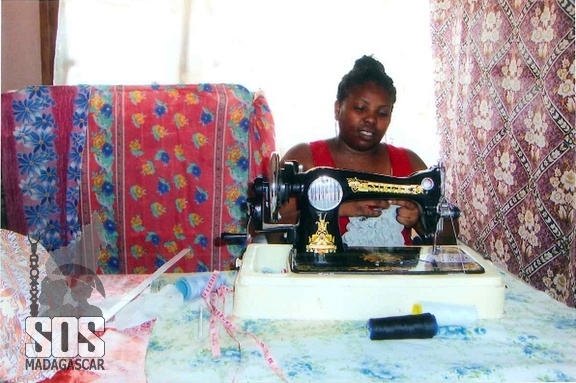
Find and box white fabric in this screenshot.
[342,205,405,247]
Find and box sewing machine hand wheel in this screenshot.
[268,152,281,223]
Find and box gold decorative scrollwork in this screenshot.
[347,177,424,195]
[306,213,337,254]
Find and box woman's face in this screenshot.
[334,81,393,152]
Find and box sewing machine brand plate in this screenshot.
[290,246,485,274]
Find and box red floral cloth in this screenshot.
[1,84,275,274]
[82,84,275,273]
[1,85,90,251]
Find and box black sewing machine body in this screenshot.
[291,166,442,254]
[245,153,462,273]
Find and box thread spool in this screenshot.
[367,313,438,340]
[174,272,227,301]
[412,301,477,327]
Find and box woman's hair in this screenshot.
[336,55,397,104]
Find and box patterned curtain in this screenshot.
[430,0,575,307]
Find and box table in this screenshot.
[144,270,576,383]
[40,268,575,383]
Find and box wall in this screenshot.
[1,0,42,92]
[1,0,42,228]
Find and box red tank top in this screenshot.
[308,140,414,245]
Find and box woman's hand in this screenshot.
[389,199,421,229]
[339,199,421,229]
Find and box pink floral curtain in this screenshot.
[430,0,575,307]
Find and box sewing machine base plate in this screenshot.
[233,243,505,320]
[291,246,485,274]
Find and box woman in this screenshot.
[275,55,456,246]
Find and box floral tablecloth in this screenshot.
[145,270,576,383]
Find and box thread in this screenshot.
[412,301,477,327]
[174,272,227,301]
[367,313,438,340]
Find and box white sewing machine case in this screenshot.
[233,243,505,321]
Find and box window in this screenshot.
[54,0,440,165]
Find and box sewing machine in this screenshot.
[231,153,505,320]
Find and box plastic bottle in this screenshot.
[412,301,478,326]
[174,272,227,301]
